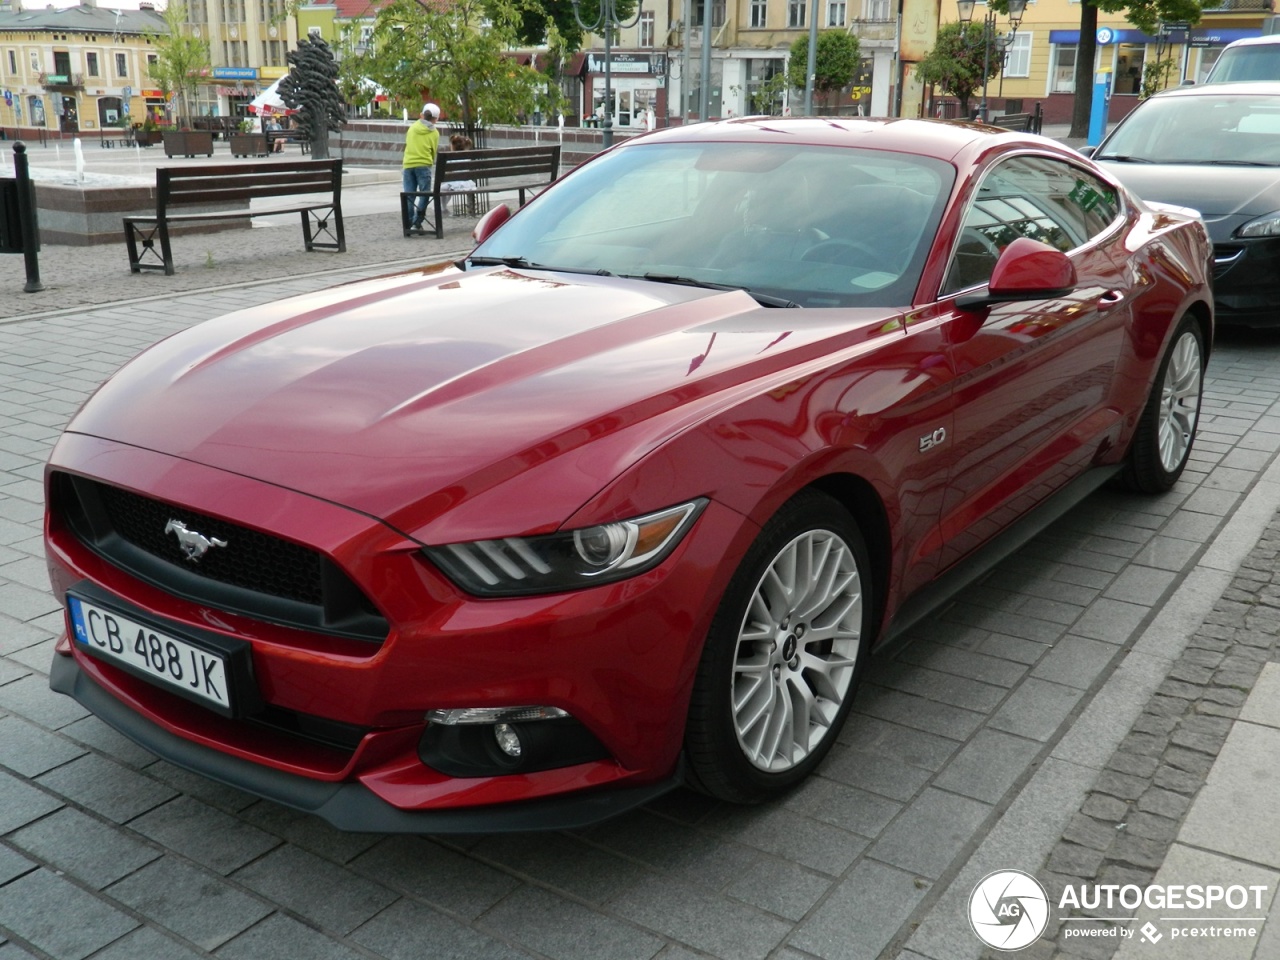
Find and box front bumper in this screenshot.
[50,653,682,833]
[44,433,752,823]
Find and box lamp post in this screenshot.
[956,0,1027,123]
[572,0,644,149]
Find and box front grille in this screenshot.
[99,483,325,606]
[1213,244,1245,278]
[54,473,388,644]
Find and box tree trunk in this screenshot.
[309,114,329,159]
[1070,2,1099,140]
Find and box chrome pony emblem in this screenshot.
[164,519,228,563]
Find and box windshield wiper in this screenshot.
[462,256,613,276]
[1198,159,1278,167]
[629,273,799,308]
[1095,154,1153,163]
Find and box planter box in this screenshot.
[162,130,215,158]
[134,129,162,146]
[229,132,269,157]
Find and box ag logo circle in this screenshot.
[968,869,1049,951]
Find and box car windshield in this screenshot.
[1096,93,1280,165]
[1205,45,1280,83]
[468,141,955,309]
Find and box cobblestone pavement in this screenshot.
[1,227,1279,959]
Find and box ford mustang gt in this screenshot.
[46,117,1213,832]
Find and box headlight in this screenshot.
[1237,212,1280,238]
[424,499,707,596]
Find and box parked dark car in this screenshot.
[1090,82,1280,327]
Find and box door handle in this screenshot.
[1099,289,1126,306]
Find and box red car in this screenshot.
[46,118,1212,832]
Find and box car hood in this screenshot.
[68,266,903,541]
[1098,162,1280,241]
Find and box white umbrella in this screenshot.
[248,77,290,116]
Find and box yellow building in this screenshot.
[935,0,1277,125]
[181,0,300,118]
[0,0,166,136]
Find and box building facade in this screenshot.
[0,1,165,136]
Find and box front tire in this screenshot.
[685,490,874,804]
[1122,314,1204,493]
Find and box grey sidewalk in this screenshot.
[1,204,1279,958]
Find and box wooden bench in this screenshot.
[400,144,560,238]
[991,112,1036,133]
[266,129,311,154]
[124,159,346,276]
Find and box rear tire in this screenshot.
[1122,314,1204,494]
[685,490,874,804]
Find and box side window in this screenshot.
[943,155,1121,295]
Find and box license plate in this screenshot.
[68,595,232,712]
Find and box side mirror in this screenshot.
[956,237,1078,310]
[1077,144,1097,158]
[472,204,512,245]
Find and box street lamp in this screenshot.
[572,0,645,149]
[956,0,1028,123]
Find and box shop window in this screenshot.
[1114,43,1146,95]
[1051,43,1076,93]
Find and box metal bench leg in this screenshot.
[400,192,413,237]
[124,221,142,273]
[433,193,444,239]
[158,220,176,276]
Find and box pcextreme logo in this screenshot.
[968,870,1050,951]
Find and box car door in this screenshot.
[933,154,1132,570]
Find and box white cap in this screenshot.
[422,103,440,119]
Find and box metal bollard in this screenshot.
[12,143,42,293]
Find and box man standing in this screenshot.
[403,102,441,236]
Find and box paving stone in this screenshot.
[0,715,85,777]
[988,678,1085,743]
[724,858,832,922]
[782,775,901,841]
[35,753,176,824]
[1047,842,1105,878]
[0,868,137,960]
[585,811,762,889]
[1062,814,1122,852]
[710,801,868,877]
[603,871,793,960]
[467,832,640,907]
[894,641,1029,687]
[790,860,929,960]
[70,926,208,960]
[1103,752,1158,780]
[219,913,373,960]
[933,728,1044,804]
[817,743,932,803]
[1071,600,1150,645]
[9,807,160,889]
[481,885,664,960]
[59,716,157,769]
[0,770,62,834]
[854,686,985,741]
[350,836,520,921]
[834,713,960,771]
[352,897,533,960]
[1135,787,1191,821]
[141,759,259,814]
[1031,636,1120,691]
[108,856,272,950]
[128,796,279,875]
[867,788,991,879]
[872,662,1009,713]
[236,801,384,867]
[0,674,88,729]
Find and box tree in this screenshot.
[145,2,210,127]
[787,31,860,112]
[278,36,346,159]
[365,0,556,133]
[992,0,1204,139]
[918,21,1004,118]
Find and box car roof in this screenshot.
[629,115,1057,162]
[1149,80,1280,99]
[1221,34,1280,48]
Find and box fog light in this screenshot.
[494,722,522,757]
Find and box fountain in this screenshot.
[73,137,85,182]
